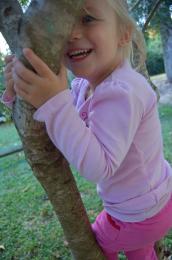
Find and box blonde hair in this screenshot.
[107,0,146,70]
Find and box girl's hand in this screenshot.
[4,54,16,101]
[12,48,68,108]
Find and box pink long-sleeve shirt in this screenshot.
[3,61,172,222]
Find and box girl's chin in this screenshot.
[68,67,90,79]
[73,72,88,80]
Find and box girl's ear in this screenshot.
[118,27,132,47]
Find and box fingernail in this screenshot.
[12,57,17,63]
[23,48,31,56]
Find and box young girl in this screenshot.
[2,0,172,259]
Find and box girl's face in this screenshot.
[64,0,123,88]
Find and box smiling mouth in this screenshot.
[67,49,93,60]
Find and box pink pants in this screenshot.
[92,195,172,260]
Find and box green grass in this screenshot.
[0,123,20,147]
[0,104,172,259]
[158,104,172,164]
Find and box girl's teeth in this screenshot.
[69,49,92,57]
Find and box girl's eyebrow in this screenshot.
[82,6,101,16]
[81,6,103,20]
[82,7,94,15]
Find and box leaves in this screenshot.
[0,245,5,251]
[129,0,172,29]
[18,0,29,6]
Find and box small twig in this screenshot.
[142,0,164,32]
[129,0,142,13]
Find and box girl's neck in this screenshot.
[85,86,93,100]
[88,58,123,92]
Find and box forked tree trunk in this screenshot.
[0,1,105,259]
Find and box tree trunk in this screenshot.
[160,10,172,83]
[0,1,105,259]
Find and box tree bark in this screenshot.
[0,0,22,53]
[0,0,105,259]
[160,14,172,83]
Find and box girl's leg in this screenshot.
[92,196,172,259]
[92,211,120,260]
[125,243,158,260]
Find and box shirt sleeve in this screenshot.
[33,80,143,183]
[0,90,16,109]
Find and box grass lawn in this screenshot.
[0,104,172,259]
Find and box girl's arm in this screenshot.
[34,80,143,183]
[6,48,143,183]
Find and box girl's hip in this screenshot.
[92,194,172,252]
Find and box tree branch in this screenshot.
[129,0,142,13]
[0,0,23,53]
[142,0,165,32]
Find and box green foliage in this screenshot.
[129,0,172,30]
[129,0,171,77]
[18,0,29,6]
[146,33,165,76]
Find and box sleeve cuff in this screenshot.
[33,89,73,122]
[0,91,16,109]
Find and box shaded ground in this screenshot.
[152,74,172,105]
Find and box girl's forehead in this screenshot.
[84,0,113,15]
[84,0,107,9]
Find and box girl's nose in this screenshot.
[69,23,82,42]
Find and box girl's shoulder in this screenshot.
[110,62,158,109]
[91,63,158,117]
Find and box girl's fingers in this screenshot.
[14,84,29,100]
[6,79,16,97]
[4,71,12,82]
[6,78,14,91]
[23,48,53,78]
[58,63,68,87]
[59,63,67,78]
[4,61,13,73]
[5,55,15,65]
[12,70,29,95]
[13,59,42,86]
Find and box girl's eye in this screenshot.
[82,15,96,24]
